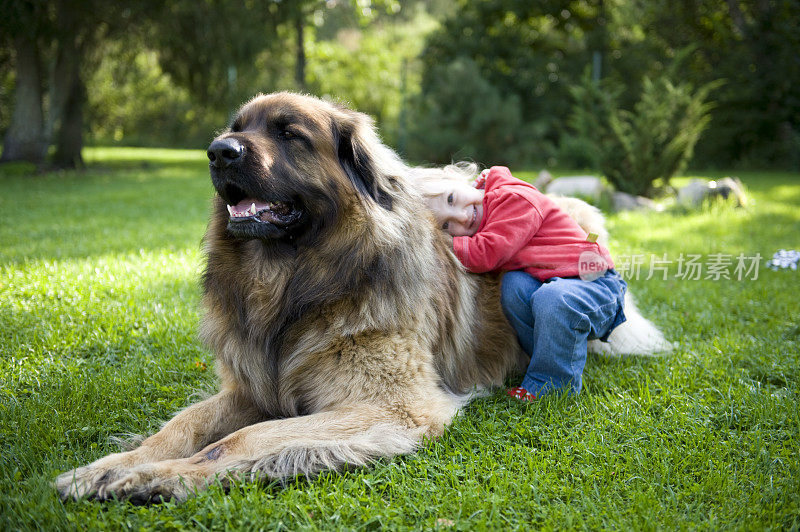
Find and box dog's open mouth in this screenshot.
[219,181,304,230]
[227,198,302,227]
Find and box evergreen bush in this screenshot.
[565,70,720,196]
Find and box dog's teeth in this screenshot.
[227,205,234,216]
[250,203,256,215]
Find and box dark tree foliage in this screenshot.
[3,0,797,171]
[150,1,293,111]
[640,0,800,168]
[407,57,532,166]
[414,0,599,165]
[412,0,800,170]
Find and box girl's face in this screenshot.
[426,182,485,237]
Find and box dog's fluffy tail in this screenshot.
[589,292,674,356]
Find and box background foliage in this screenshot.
[2,0,799,173]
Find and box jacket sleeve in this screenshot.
[452,192,542,273]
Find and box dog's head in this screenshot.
[207,92,396,244]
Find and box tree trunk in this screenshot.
[1,35,47,164]
[45,41,68,148]
[294,10,306,90]
[51,35,85,169]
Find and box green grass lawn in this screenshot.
[1,148,798,530]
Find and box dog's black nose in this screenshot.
[207,138,245,168]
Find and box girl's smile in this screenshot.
[427,183,485,237]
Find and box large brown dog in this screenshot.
[55,93,528,503]
[56,92,666,503]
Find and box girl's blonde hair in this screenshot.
[409,162,482,199]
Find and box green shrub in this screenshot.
[565,70,720,196]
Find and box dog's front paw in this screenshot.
[95,460,209,505]
[55,463,127,501]
[55,449,154,501]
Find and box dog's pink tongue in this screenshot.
[229,198,268,215]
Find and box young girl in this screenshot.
[415,164,627,400]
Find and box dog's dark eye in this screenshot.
[278,129,296,141]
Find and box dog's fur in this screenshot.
[55,92,668,503]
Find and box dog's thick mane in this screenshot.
[200,106,502,415]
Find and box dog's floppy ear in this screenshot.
[333,111,393,211]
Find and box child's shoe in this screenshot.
[507,386,536,402]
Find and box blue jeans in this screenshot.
[500,270,627,396]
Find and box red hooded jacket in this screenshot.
[452,166,614,281]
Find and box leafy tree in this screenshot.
[47,0,104,168]
[0,0,160,168]
[305,3,438,147]
[86,43,209,148]
[84,1,439,150]
[412,0,800,169]
[1,0,295,168]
